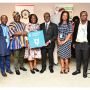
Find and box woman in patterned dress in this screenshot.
[25,14,41,74]
[57,11,73,74]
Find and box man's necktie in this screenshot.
[45,23,48,31]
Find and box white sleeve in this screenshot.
[25,36,28,41]
[25,25,29,41]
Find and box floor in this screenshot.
[0,58,90,87]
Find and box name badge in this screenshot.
[59,33,64,40]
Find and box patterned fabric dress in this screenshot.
[24,23,41,61]
[58,22,72,59]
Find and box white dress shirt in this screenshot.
[76,21,88,43]
[45,21,50,30]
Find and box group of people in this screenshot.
[0,10,90,78]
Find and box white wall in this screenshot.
[0,3,90,24]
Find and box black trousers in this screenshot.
[75,42,90,74]
[41,46,54,70]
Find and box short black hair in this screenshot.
[44,12,50,17]
[0,15,8,20]
[72,16,79,22]
[29,14,38,23]
[80,11,88,17]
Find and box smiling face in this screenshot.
[62,12,68,22]
[80,12,88,22]
[1,15,8,25]
[14,14,20,22]
[31,15,37,24]
[44,13,50,23]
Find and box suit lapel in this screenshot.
[87,21,89,33]
[48,22,52,30]
[43,23,46,33]
[43,22,52,33]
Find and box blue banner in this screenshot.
[28,30,45,48]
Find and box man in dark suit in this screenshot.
[72,11,90,78]
[40,12,58,73]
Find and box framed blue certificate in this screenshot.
[28,30,45,48]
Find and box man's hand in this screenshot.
[46,40,51,46]
[26,40,28,48]
[73,44,75,48]
[21,32,27,36]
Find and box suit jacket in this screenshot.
[40,22,58,48]
[72,20,90,45]
[0,25,10,56]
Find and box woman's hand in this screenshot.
[57,38,66,45]
[60,40,66,45]
[58,40,61,45]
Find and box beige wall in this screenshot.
[0,3,15,24]
[34,3,54,23]
[0,3,90,24]
[73,3,90,18]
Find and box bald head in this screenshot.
[0,15,8,25]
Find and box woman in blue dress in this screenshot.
[0,15,13,77]
[57,11,73,74]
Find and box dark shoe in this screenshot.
[50,69,54,73]
[83,73,87,78]
[60,67,65,74]
[2,73,7,77]
[64,68,69,74]
[33,68,39,72]
[6,70,13,74]
[64,72,68,74]
[54,63,58,66]
[30,70,35,74]
[40,69,46,73]
[60,71,64,74]
[72,71,80,75]
[20,67,27,71]
[16,70,20,75]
